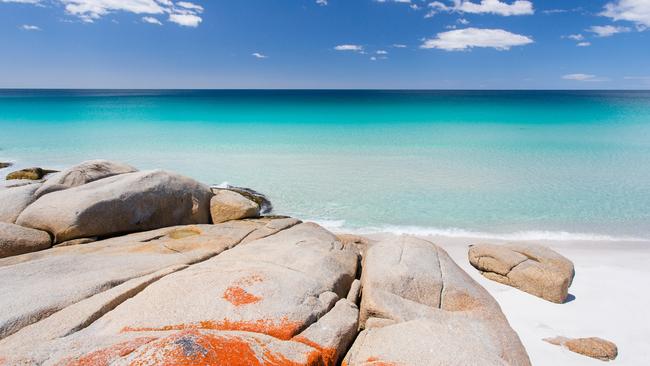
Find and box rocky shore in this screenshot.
[0,160,621,365]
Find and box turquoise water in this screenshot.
[2,90,650,240]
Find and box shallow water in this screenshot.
[2,90,650,240]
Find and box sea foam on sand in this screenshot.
[341,229,650,365]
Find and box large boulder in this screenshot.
[15,170,213,243]
[6,167,57,180]
[210,189,260,224]
[34,159,137,198]
[544,336,618,361]
[0,217,300,342]
[344,236,531,366]
[0,222,360,366]
[0,222,51,258]
[0,183,41,223]
[468,243,575,303]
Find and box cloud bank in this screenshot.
[421,27,533,51]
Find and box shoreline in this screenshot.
[343,232,650,365]
[1,159,648,364]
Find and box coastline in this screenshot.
[342,232,650,365]
[1,158,648,364]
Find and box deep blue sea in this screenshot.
[2,90,650,240]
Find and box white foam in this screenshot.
[307,220,649,242]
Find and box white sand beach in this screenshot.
[359,233,650,365]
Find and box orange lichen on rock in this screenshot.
[122,317,304,341]
[223,274,264,306]
[60,337,157,366]
[223,286,262,306]
[125,330,323,366]
[292,336,337,366]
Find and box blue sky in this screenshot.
[1,0,649,89]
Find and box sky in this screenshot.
[0,0,649,89]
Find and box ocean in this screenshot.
[1,89,650,241]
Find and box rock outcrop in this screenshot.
[6,167,57,180]
[0,161,540,365]
[0,162,12,169]
[0,222,360,366]
[343,236,531,366]
[16,170,213,243]
[468,243,575,303]
[0,222,51,258]
[0,218,300,342]
[210,189,261,223]
[34,159,137,198]
[0,183,41,223]
[544,336,618,361]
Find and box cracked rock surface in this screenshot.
[0,221,360,366]
[468,243,575,303]
[344,236,531,366]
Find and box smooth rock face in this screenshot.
[6,167,56,180]
[344,236,531,366]
[0,222,51,258]
[544,336,618,361]
[0,218,298,341]
[210,189,260,224]
[34,159,137,198]
[212,185,273,214]
[0,183,41,223]
[0,222,360,366]
[469,243,575,303]
[16,170,213,243]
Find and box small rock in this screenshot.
[211,185,272,213]
[0,222,51,258]
[544,336,618,361]
[468,243,575,303]
[210,189,260,224]
[6,168,58,181]
[0,162,12,169]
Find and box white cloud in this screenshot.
[142,16,162,25]
[168,12,201,27]
[428,0,533,17]
[420,27,533,51]
[392,43,407,48]
[3,0,204,27]
[334,44,364,51]
[316,0,327,5]
[562,73,605,81]
[565,34,584,41]
[252,52,268,59]
[577,41,591,47]
[376,50,388,54]
[587,25,631,37]
[454,0,534,16]
[602,0,650,27]
[176,1,202,12]
[19,24,41,30]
